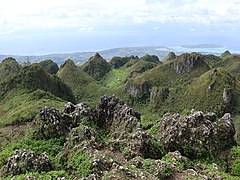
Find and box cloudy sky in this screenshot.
[0,0,239,55]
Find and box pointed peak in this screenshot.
[60,59,76,68]
[221,50,231,57]
[2,57,18,64]
[94,52,102,58]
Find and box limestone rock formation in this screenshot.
[1,150,52,176]
[154,111,236,158]
[150,86,169,105]
[125,81,150,99]
[223,88,232,105]
[33,102,94,139]
[172,53,205,74]
[94,95,141,131]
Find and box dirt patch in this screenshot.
[0,122,31,151]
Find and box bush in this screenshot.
[67,150,95,178]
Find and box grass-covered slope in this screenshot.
[0,63,75,102]
[220,54,240,80]
[131,52,210,87]
[156,68,240,116]
[0,89,66,127]
[57,59,108,105]
[0,63,75,127]
[125,53,240,116]
[81,53,112,81]
[0,57,21,83]
[38,59,59,74]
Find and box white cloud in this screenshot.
[79,27,94,32]
[0,30,15,36]
[153,26,160,30]
[190,28,195,32]
[0,0,239,34]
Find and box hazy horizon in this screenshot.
[0,0,239,55]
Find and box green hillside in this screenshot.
[0,62,75,127]
[0,57,21,83]
[81,53,112,81]
[1,52,240,180]
[57,59,108,105]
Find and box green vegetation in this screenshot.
[1,51,240,179]
[38,59,59,74]
[0,89,66,127]
[5,170,70,180]
[67,150,95,178]
[101,69,127,87]
[82,53,112,81]
[0,136,64,167]
[57,59,108,105]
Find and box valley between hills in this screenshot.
[0,50,240,179]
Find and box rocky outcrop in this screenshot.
[94,95,141,131]
[125,81,150,99]
[33,102,94,139]
[1,150,52,176]
[150,86,169,105]
[223,88,232,105]
[127,61,157,79]
[33,107,66,139]
[172,53,205,74]
[154,111,236,158]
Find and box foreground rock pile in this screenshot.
[156,111,236,157]
[1,150,52,177]
[0,95,237,179]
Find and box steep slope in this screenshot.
[81,53,112,81]
[153,68,240,116]
[126,53,210,101]
[140,54,160,63]
[0,57,21,82]
[0,63,75,127]
[162,52,176,62]
[220,54,240,79]
[57,59,108,105]
[1,96,239,179]
[38,59,59,74]
[109,56,136,68]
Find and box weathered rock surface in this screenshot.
[150,86,170,105]
[4,95,237,179]
[33,107,66,139]
[94,95,141,131]
[125,81,150,99]
[1,150,52,176]
[172,53,206,74]
[155,111,236,157]
[223,88,232,105]
[33,102,94,139]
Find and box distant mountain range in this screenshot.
[0,44,239,65]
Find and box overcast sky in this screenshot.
[0,0,239,55]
